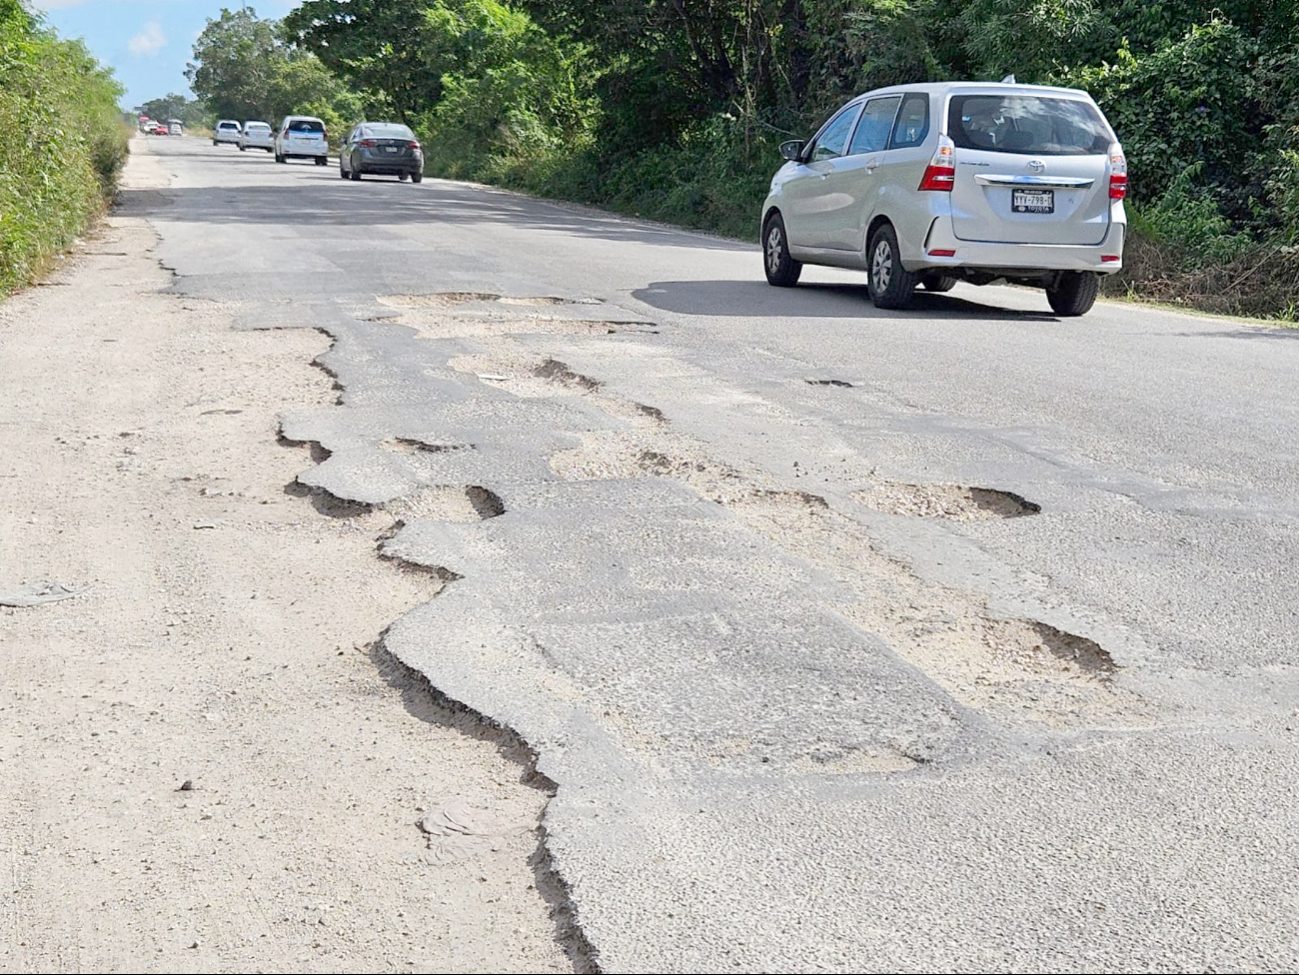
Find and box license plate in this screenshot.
[384,146,398,153]
[1013,189,1054,213]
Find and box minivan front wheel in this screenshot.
[1046,271,1100,316]
[763,214,802,287]
[868,224,919,310]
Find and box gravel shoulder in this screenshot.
[0,143,575,974]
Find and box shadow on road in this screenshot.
[1173,327,1299,340]
[633,279,1062,322]
[114,177,750,253]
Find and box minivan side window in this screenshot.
[847,96,902,156]
[889,93,930,149]
[809,105,862,162]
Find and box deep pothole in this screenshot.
[852,481,1040,520]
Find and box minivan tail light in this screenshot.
[1109,143,1127,200]
[919,135,956,191]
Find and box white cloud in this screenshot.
[127,20,166,57]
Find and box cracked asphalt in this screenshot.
[133,137,1298,972]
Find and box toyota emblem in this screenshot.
[1027,159,1046,173]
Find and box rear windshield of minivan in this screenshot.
[948,95,1111,155]
[288,120,324,133]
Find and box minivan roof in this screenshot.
[849,81,1095,103]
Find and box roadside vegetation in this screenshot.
[0,0,129,295]
[180,2,1299,318]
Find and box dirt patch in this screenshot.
[0,143,574,973]
[805,379,855,388]
[852,481,1041,520]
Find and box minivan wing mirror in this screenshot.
[779,139,806,162]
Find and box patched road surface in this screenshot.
[118,137,1299,971]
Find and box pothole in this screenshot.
[378,292,500,309]
[384,486,487,524]
[852,481,1040,520]
[534,358,601,391]
[805,379,855,388]
[467,485,506,519]
[499,296,565,307]
[380,437,475,455]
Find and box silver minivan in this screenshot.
[761,82,1127,316]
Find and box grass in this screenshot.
[0,5,129,297]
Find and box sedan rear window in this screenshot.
[288,120,325,133]
[218,122,239,130]
[364,124,414,140]
[948,95,1112,155]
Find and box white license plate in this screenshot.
[384,146,398,153]
[1013,189,1054,213]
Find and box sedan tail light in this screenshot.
[408,141,421,149]
[919,135,956,191]
[1109,143,1128,200]
[358,139,377,147]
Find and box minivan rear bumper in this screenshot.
[909,215,1126,274]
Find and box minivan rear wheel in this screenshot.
[868,224,919,310]
[1046,271,1100,316]
[763,213,802,287]
[921,273,958,293]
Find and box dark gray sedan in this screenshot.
[339,122,425,182]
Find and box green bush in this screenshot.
[0,0,129,295]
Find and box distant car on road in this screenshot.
[213,120,242,146]
[761,81,1127,316]
[150,122,169,136]
[339,122,424,182]
[275,116,329,165]
[168,119,183,136]
[239,120,274,153]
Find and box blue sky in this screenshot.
[35,0,298,110]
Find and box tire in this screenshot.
[1046,271,1100,316]
[339,163,348,180]
[867,224,920,310]
[411,172,423,184]
[212,139,218,147]
[921,272,958,293]
[398,172,409,182]
[762,213,802,287]
[350,168,362,181]
[239,144,246,152]
[315,156,327,167]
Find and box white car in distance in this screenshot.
[274,116,329,165]
[239,121,274,153]
[213,120,242,147]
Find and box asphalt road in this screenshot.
[132,136,1299,973]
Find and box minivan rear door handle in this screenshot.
[975,174,1095,188]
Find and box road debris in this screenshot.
[0,581,91,608]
